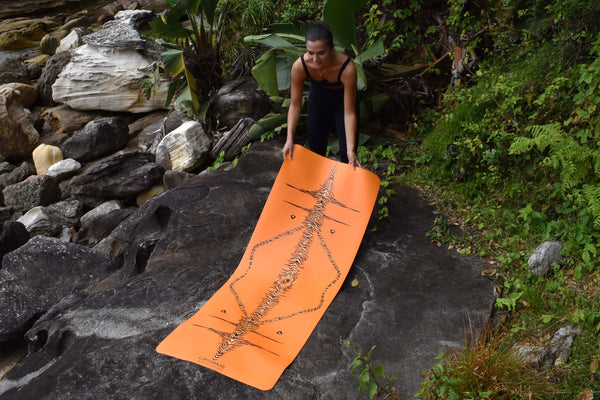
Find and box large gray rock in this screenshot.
[0,58,31,85]
[0,221,29,261]
[36,51,72,106]
[61,117,130,162]
[2,175,61,213]
[51,10,169,113]
[208,78,271,131]
[0,162,35,191]
[66,151,164,207]
[0,236,120,341]
[0,141,494,399]
[74,208,135,247]
[46,199,84,227]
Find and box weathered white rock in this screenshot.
[32,143,63,175]
[56,27,88,53]
[46,158,81,180]
[17,206,63,237]
[155,121,212,172]
[52,10,169,113]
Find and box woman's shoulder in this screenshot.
[291,57,307,80]
[339,55,356,74]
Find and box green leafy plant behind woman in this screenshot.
[147,0,224,120]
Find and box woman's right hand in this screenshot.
[282,139,294,160]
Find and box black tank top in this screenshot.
[300,54,351,89]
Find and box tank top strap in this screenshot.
[336,56,352,83]
[300,54,313,81]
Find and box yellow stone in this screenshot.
[32,143,63,175]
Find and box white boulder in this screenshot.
[52,10,169,113]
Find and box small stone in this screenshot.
[32,143,63,175]
[528,241,563,277]
[46,158,81,180]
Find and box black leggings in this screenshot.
[306,82,358,163]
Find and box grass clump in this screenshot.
[417,325,558,400]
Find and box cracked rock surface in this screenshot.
[0,140,494,399]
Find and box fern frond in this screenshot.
[581,183,600,229]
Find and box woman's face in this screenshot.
[305,40,332,69]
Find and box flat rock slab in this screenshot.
[0,140,494,399]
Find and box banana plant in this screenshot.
[243,0,388,142]
[245,0,386,95]
[147,0,223,120]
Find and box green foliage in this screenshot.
[357,144,404,221]
[145,0,224,120]
[229,0,275,27]
[405,2,600,398]
[343,341,399,399]
[276,0,321,23]
[419,0,600,273]
[508,37,600,231]
[206,150,226,171]
[358,0,439,62]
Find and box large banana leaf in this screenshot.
[275,56,294,91]
[248,112,288,140]
[244,33,306,51]
[356,37,385,65]
[246,34,305,95]
[166,0,201,13]
[160,45,201,115]
[150,6,189,40]
[161,47,186,77]
[201,0,219,26]
[354,37,386,90]
[323,0,368,50]
[251,50,279,96]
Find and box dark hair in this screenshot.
[305,21,334,48]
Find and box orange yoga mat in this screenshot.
[156,145,380,390]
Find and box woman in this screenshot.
[282,22,361,168]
